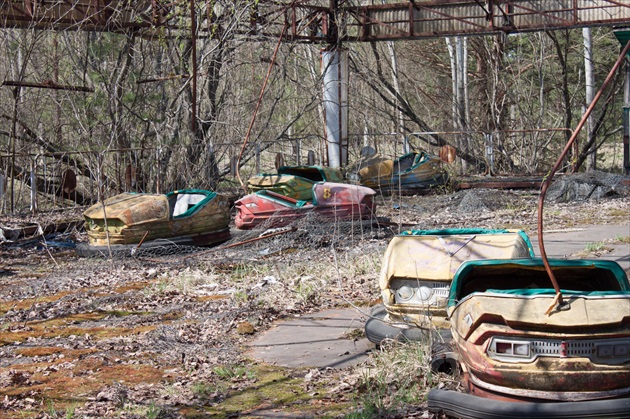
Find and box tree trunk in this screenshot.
[547,31,573,172]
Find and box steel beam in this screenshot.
[0,1,628,42]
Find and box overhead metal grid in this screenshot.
[343,0,630,41]
[0,0,174,32]
[0,1,628,42]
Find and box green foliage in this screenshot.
[230,262,272,281]
[213,364,255,380]
[294,278,320,304]
[584,241,610,253]
[350,340,451,415]
[192,382,224,400]
[145,402,162,419]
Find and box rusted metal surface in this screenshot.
[454,332,630,401]
[447,259,630,402]
[378,229,533,331]
[342,0,630,42]
[83,190,231,246]
[234,181,376,229]
[454,176,544,190]
[346,151,449,194]
[0,219,83,242]
[439,145,456,164]
[61,169,77,195]
[247,165,343,201]
[0,1,627,42]
[0,0,171,33]
[1,80,93,92]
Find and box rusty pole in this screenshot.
[538,40,630,314]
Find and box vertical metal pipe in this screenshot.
[408,2,413,36]
[10,86,19,213]
[54,33,62,143]
[487,0,494,29]
[322,48,348,168]
[25,0,33,16]
[329,0,338,44]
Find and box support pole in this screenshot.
[321,48,348,168]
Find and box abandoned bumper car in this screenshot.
[364,228,534,345]
[247,164,343,201]
[77,189,231,256]
[234,181,377,230]
[346,150,449,194]
[428,258,630,419]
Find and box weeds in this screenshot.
[504,202,527,212]
[192,382,224,400]
[189,365,256,405]
[41,400,76,418]
[584,242,611,253]
[120,402,163,418]
[341,250,382,278]
[342,328,365,340]
[213,364,254,380]
[46,400,59,417]
[231,262,272,281]
[144,268,226,297]
[352,367,391,416]
[294,277,322,304]
[232,290,249,302]
[144,278,170,296]
[145,402,162,419]
[65,407,75,419]
[351,339,455,415]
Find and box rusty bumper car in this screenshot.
[364,228,534,345]
[234,182,376,230]
[429,258,630,418]
[247,165,343,201]
[346,150,448,194]
[77,189,231,256]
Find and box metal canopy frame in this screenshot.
[0,1,628,42]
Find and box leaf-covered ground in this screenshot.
[1,185,628,418]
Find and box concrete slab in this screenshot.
[246,308,372,369]
[532,225,630,270]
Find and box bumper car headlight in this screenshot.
[396,285,414,302]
